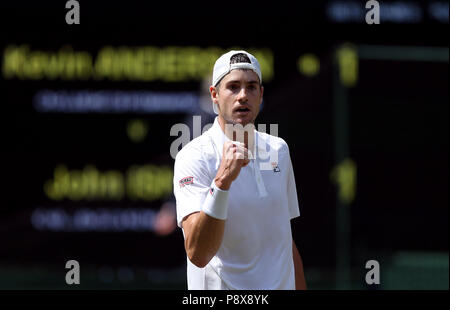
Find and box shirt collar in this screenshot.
[208,117,230,158]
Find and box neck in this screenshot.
[217,116,255,154]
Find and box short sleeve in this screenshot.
[173,145,214,228]
[285,144,300,219]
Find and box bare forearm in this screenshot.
[184,212,225,268]
[292,241,307,290]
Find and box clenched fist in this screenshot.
[214,141,251,190]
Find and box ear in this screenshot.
[259,85,264,105]
[210,85,219,104]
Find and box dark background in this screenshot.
[0,1,448,289]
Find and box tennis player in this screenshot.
[173,50,306,289]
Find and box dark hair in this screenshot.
[229,53,251,64]
[215,53,260,91]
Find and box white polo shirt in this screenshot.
[173,117,300,290]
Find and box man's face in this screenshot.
[210,69,264,127]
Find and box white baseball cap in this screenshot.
[211,50,262,114]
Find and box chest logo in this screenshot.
[271,162,281,173]
[179,176,194,187]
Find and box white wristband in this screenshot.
[202,181,229,220]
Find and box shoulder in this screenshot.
[256,131,290,155]
[175,132,216,167]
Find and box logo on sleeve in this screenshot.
[179,176,194,188]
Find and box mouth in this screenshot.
[234,107,251,114]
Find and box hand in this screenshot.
[214,141,250,190]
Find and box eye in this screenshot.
[228,84,239,91]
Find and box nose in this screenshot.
[237,87,248,102]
